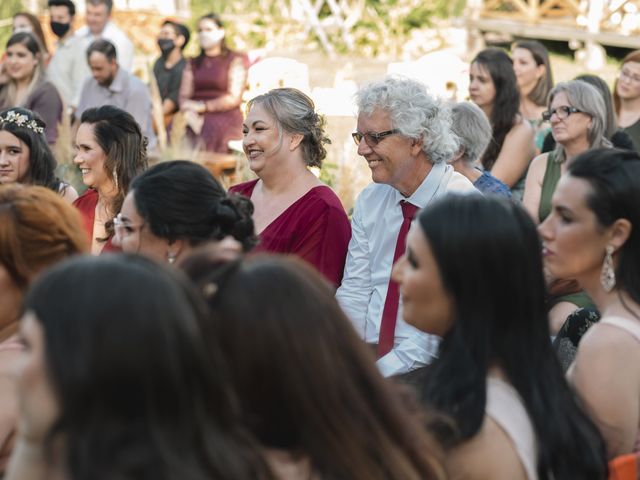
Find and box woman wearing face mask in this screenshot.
[0,33,63,145]
[178,13,248,157]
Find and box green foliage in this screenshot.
[0,0,23,50]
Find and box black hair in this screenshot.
[417,194,607,479]
[568,148,640,312]
[0,107,60,192]
[86,38,117,62]
[48,0,76,16]
[162,20,190,50]
[130,160,256,251]
[79,105,148,238]
[472,48,521,170]
[23,254,274,480]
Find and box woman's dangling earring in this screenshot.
[167,252,176,264]
[600,245,616,292]
[113,168,119,190]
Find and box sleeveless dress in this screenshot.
[184,53,248,153]
[72,189,120,253]
[486,376,538,480]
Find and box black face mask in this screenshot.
[50,21,71,38]
[157,39,175,56]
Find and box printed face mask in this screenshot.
[198,30,224,49]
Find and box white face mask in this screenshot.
[199,30,224,49]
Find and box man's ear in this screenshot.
[410,136,424,156]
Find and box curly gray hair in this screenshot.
[355,76,459,164]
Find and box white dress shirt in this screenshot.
[336,163,477,376]
[47,34,92,108]
[76,21,134,72]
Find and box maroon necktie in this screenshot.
[377,200,419,358]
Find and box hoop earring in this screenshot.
[600,245,616,292]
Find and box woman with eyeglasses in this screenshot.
[523,80,611,334]
[113,160,256,264]
[73,105,148,255]
[613,50,640,152]
[469,48,535,200]
[229,88,350,287]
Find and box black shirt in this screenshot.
[152,56,186,110]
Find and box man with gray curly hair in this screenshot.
[336,76,477,376]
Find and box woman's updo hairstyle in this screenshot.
[246,87,330,168]
[130,160,257,251]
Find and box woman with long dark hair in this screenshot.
[114,160,256,263]
[181,254,446,480]
[6,255,274,480]
[469,48,535,199]
[0,107,76,201]
[392,193,607,479]
[539,148,640,459]
[73,105,148,254]
[613,49,640,152]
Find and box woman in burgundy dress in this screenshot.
[230,88,351,287]
[73,106,148,254]
[179,13,248,154]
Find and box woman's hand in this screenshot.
[180,100,206,114]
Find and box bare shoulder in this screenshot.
[575,320,640,368]
[508,116,535,139]
[527,153,550,178]
[60,184,79,204]
[447,416,528,480]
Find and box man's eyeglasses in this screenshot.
[352,129,400,146]
[541,106,583,122]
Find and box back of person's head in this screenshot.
[180,254,446,480]
[574,74,616,139]
[86,38,117,62]
[568,148,640,307]
[0,184,87,290]
[246,88,329,168]
[0,108,59,191]
[48,0,76,16]
[130,160,256,251]
[80,105,148,228]
[163,20,190,49]
[548,81,611,162]
[472,48,520,169]
[416,193,607,479]
[23,254,273,480]
[451,102,492,164]
[356,76,458,164]
[512,40,553,106]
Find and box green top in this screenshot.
[538,151,561,223]
[624,117,640,153]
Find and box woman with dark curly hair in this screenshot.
[230,88,351,286]
[114,160,256,263]
[0,107,76,202]
[73,105,148,254]
[469,48,535,200]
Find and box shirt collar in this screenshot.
[106,67,126,93]
[392,161,448,208]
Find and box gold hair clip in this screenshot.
[0,110,44,134]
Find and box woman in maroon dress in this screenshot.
[179,13,248,154]
[230,88,351,287]
[73,105,148,254]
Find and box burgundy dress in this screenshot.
[73,189,120,253]
[181,52,248,153]
[230,179,351,286]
